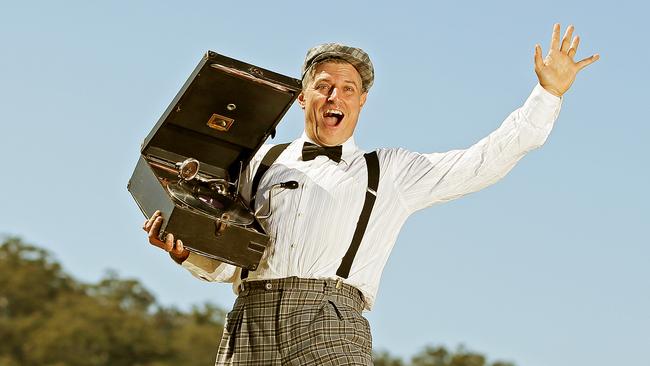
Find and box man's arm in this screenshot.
[383,84,561,212]
[383,24,598,212]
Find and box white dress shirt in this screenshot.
[181,84,562,310]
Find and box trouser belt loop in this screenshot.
[238,281,248,296]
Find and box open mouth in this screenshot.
[323,109,344,126]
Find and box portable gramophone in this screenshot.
[127,51,301,270]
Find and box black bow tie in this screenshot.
[302,142,343,163]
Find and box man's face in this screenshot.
[298,62,368,147]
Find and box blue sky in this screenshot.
[1,1,648,365]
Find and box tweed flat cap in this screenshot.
[301,43,374,92]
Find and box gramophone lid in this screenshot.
[141,51,301,179]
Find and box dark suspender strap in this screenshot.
[242,143,290,280]
[336,151,379,279]
[250,143,291,210]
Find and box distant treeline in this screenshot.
[0,237,514,366]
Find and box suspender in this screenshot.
[242,143,290,280]
[336,151,379,278]
[250,143,291,210]
[242,144,380,280]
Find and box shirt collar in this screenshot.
[298,131,358,164]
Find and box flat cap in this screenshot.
[301,43,374,92]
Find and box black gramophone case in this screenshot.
[128,51,301,270]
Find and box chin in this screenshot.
[317,134,346,146]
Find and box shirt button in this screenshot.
[265,282,272,290]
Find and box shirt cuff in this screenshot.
[180,252,223,273]
[523,83,563,128]
[535,83,563,103]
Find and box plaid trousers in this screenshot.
[215,277,373,365]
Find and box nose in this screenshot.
[327,87,339,102]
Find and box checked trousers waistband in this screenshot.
[215,277,373,366]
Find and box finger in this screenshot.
[164,233,174,252]
[148,216,165,248]
[568,35,580,58]
[143,210,161,232]
[143,216,156,232]
[172,239,185,256]
[560,24,574,53]
[576,54,600,70]
[534,44,544,71]
[550,23,561,50]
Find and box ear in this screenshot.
[297,92,306,109]
[359,92,368,109]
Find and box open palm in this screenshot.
[535,24,599,97]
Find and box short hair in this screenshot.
[301,57,365,92]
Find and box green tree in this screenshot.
[167,304,225,365]
[374,345,516,366]
[0,237,224,366]
[374,349,406,366]
[88,270,157,313]
[411,345,515,366]
[22,292,168,366]
[0,237,78,364]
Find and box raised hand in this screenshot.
[534,23,599,97]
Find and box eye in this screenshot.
[344,86,355,93]
[315,84,330,91]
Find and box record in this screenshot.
[166,182,255,226]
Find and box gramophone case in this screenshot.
[127,51,301,270]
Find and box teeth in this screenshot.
[325,109,343,117]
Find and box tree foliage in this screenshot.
[375,345,515,366]
[0,237,223,366]
[0,237,516,365]
[410,345,514,366]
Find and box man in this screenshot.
[143,24,598,365]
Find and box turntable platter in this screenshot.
[166,182,255,226]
